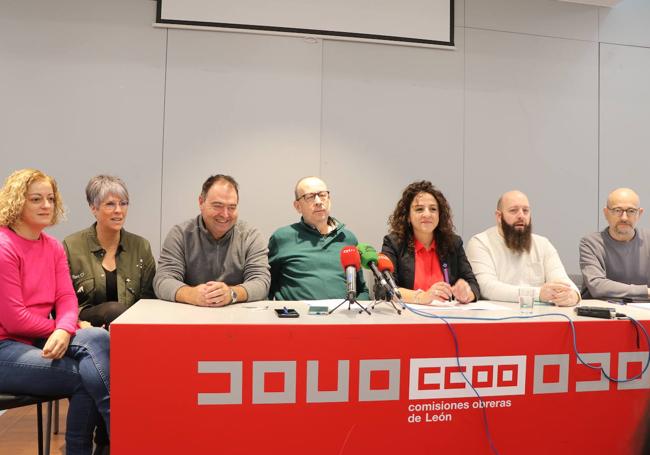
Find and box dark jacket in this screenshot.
[63,223,156,311]
[380,233,480,300]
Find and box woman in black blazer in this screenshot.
[381,181,479,304]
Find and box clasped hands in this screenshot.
[190,281,234,307]
[539,282,579,306]
[416,279,474,305]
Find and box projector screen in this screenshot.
[156,0,454,48]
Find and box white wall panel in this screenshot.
[3,0,650,284]
[320,31,465,251]
[599,43,650,231]
[455,0,465,27]
[599,0,650,48]
[0,0,166,256]
[466,0,598,42]
[161,30,322,243]
[464,29,598,273]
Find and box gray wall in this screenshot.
[1,0,649,275]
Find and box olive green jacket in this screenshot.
[63,224,156,312]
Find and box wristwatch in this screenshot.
[229,287,238,304]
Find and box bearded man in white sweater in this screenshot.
[466,190,579,306]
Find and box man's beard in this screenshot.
[501,218,532,253]
[613,221,633,237]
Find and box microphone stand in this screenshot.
[370,290,404,315]
[329,293,371,315]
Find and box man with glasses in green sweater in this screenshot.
[268,176,368,301]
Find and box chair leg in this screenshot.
[53,399,60,434]
[45,401,53,455]
[36,402,44,455]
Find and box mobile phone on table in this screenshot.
[275,308,299,318]
[308,305,329,315]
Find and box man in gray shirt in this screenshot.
[154,175,270,306]
[580,187,650,300]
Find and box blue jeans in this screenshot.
[0,327,110,455]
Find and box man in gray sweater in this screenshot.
[580,188,650,300]
[154,174,270,306]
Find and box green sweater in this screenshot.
[268,218,369,301]
[63,223,156,311]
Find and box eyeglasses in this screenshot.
[607,207,639,217]
[102,200,129,211]
[296,191,330,203]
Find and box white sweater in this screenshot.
[466,226,577,303]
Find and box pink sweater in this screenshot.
[0,226,78,344]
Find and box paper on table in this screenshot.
[305,299,511,312]
[628,303,650,311]
[406,301,458,311]
[405,300,510,311]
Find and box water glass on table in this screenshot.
[519,287,534,314]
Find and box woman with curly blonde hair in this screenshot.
[381,180,480,305]
[0,169,111,455]
[0,168,65,227]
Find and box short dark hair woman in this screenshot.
[63,175,156,328]
[382,181,479,304]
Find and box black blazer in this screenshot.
[380,233,480,301]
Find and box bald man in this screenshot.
[268,176,369,301]
[466,190,579,305]
[580,188,650,300]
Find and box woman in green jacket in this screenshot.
[64,175,156,328]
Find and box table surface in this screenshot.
[111,298,650,454]
[112,298,650,325]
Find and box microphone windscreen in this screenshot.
[356,243,379,269]
[377,253,395,273]
[340,245,361,270]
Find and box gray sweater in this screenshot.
[579,228,650,299]
[154,216,270,302]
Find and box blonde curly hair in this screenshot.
[0,169,65,227]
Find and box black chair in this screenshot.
[0,393,68,455]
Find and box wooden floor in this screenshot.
[0,400,68,455]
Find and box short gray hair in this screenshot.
[85,175,129,208]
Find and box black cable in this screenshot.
[621,314,642,349]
